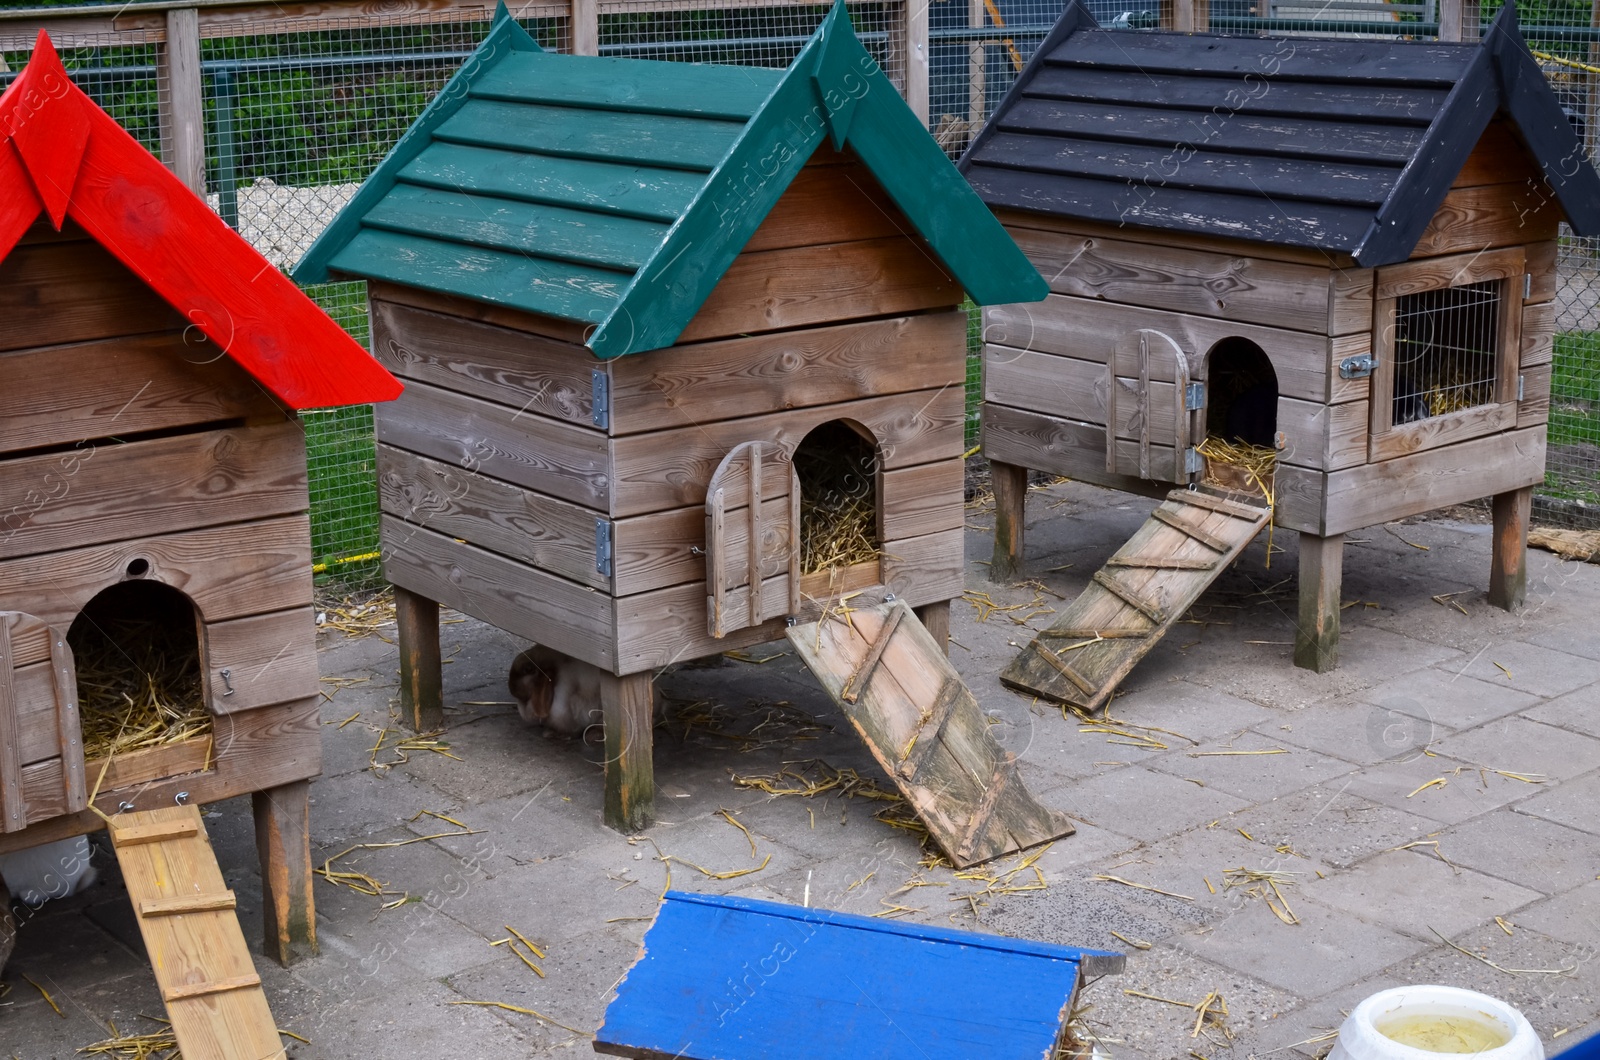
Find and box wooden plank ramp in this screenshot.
[108,805,286,1060]
[787,601,1075,869]
[596,890,1124,1060]
[1001,488,1271,713]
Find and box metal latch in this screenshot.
[1339,353,1377,380]
[591,369,610,429]
[1184,447,1204,475]
[1184,381,1205,411]
[594,518,613,577]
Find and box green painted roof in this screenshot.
[296,1,1047,358]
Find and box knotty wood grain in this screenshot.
[742,162,910,253]
[1410,182,1561,258]
[1294,533,1344,673]
[0,330,286,456]
[601,672,655,832]
[254,779,316,965]
[1489,486,1532,611]
[368,281,591,345]
[0,515,314,629]
[0,240,184,353]
[0,422,307,561]
[199,607,319,717]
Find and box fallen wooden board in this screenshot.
[1002,488,1270,712]
[108,805,285,1060]
[788,601,1075,868]
[595,890,1123,1060]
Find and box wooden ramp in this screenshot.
[108,806,285,1060]
[597,891,1124,1060]
[788,601,1075,869]
[1002,488,1271,713]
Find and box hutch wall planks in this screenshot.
[300,1,1046,830]
[961,1,1600,675]
[0,34,399,964]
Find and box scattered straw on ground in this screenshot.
[79,1018,307,1059]
[315,589,397,639]
[659,698,830,753]
[1222,866,1301,925]
[72,617,210,761]
[732,759,929,846]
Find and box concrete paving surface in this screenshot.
[3,477,1599,1059]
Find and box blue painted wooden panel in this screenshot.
[597,891,1121,1060]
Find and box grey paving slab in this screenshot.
[1526,686,1600,739]
[288,976,539,1059]
[1528,620,1600,663]
[1510,880,1600,947]
[1270,695,1447,766]
[1224,782,1444,869]
[1043,765,1252,844]
[1146,729,1355,801]
[1301,848,1543,939]
[1428,717,1600,782]
[1341,752,1551,825]
[1175,894,1432,996]
[1106,680,1283,745]
[980,873,1213,954]
[1357,665,1542,733]
[1382,923,1600,1042]
[1515,771,1600,835]
[1436,811,1600,895]
[1243,976,1412,1060]
[1449,640,1600,698]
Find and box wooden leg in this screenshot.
[394,585,443,732]
[1490,486,1533,611]
[990,459,1028,582]
[914,600,951,657]
[1294,532,1344,673]
[602,671,655,833]
[253,780,316,966]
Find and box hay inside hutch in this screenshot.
[961,1,1600,674]
[296,1,1047,831]
[0,35,400,964]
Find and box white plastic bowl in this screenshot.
[1330,986,1543,1060]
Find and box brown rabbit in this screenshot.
[508,646,604,741]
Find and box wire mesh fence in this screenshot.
[4,0,1600,581]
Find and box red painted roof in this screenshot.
[0,32,401,410]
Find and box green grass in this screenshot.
[1542,329,1600,504]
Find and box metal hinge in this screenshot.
[1518,373,1525,402]
[1524,273,1532,300]
[595,518,613,577]
[591,369,610,429]
[1184,381,1205,411]
[1339,353,1378,380]
[1184,447,1204,475]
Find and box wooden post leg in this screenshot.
[990,460,1028,582]
[602,672,655,833]
[1294,533,1344,673]
[1490,486,1533,611]
[914,601,951,657]
[254,780,316,966]
[394,586,443,732]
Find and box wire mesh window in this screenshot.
[1391,280,1504,426]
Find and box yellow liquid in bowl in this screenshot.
[1376,1012,1513,1054]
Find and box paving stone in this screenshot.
[1436,811,1600,895]
[1341,752,1546,825]
[1269,695,1446,766]
[980,873,1212,953]
[1243,976,1411,1060]
[1515,770,1600,835]
[292,975,538,1058]
[1356,665,1541,733]
[1224,783,1445,869]
[1509,880,1600,947]
[1043,766,1251,844]
[1526,686,1600,739]
[1301,848,1542,939]
[1175,895,1430,996]
[1448,640,1600,698]
[1428,717,1600,782]
[1146,729,1355,801]
[1105,680,1281,745]
[1529,620,1600,663]
[1383,923,1600,1042]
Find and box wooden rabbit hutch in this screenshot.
[0,35,401,963]
[960,2,1600,678]
[296,2,1046,831]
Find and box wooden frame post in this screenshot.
[253,779,316,965]
[602,671,655,833]
[1489,485,1532,611]
[990,459,1028,582]
[914,600,951,656]
[1294,533,1344,673]
[901,0,930,127]
[570,0,598,56]
[160,7,206,196]
[394,586,443,732]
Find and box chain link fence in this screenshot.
[4,0,1598,585]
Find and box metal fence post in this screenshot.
[214,66,239,229]
[161,7,205,196]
